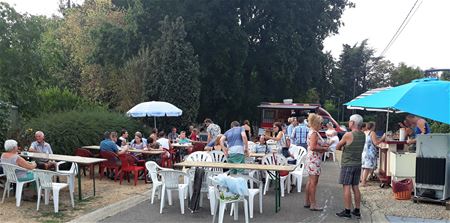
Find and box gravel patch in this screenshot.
[361,181,450,221]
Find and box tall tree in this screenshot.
[146,16,201,128]
[0,3,48,118]
[388,63,422,86]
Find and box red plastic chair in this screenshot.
[75,148,97,178]
[99,151,121,181]
[192,142,206,152]
[118,154,147,186]
[160,149,175,168]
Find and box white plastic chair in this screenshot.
[1,163,36,207]
[323,151,336,162]
[262,154,289,197]
[291,153,308,193]
[185,152,212,205]
[145,161,171,204]
[0,173,5,188]
[230,175,263,219]
[159,169,189,214]
[56,161,77,197]
[211,177,249,223]
[34,169,74,213]
[209,150,227,172]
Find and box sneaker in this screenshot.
[351,210,361,219]
[336,209,351,219]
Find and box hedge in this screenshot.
[20,109,140,155]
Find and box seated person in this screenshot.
[130,131,148,146]
[325,130,339,160]
[116,129,129,147]
[100,131,128,155]
[156,131,172,158]
[255,135,270,154]
[130,132,147,150]
[189,128,199,141]
[1,139,36,181]
[177,131,193,154]
[28,131,55,170]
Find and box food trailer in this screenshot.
[258,100,344,136]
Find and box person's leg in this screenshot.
[343,185,352,209]
[304,177,311,206]
[309,175,320,209]
[361,168,370,186]
[352,185,361,209]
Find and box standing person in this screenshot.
[242,120,252,140]
[286,117,295,141]
[291,116,309,149]
[304,114,329,211]
[361,122,385,187]
[204,118,221,146]
[28,131,55,170]
[116,129,129,147]
[167,127,179,143]
[335,114,365,219]
[406,115,430,144]
[220,121,248,174]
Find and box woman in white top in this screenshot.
[266,122,288,153]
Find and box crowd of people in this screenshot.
[0,112,430,218]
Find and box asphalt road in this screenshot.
[101,161,362,223]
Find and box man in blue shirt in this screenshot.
[100,131,128,155]
[291,116,309,149]
[220,121,248,174]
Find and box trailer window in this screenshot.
[262,109,275,123]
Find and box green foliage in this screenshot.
[146,16,201,128]
[0,3,49,118]
[323,99,338,119]
[22,109,140,155]
[430,121,450,133]
[0,103,12,148]
[36,87,103,115]
[388,63,422,86]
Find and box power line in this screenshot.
[379,0,422,57]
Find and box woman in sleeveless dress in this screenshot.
[304,114,329,211]
[361,122,385,186]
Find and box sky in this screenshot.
[2,0,449,69]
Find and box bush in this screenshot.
[21,109,141,155]
[35,87,104,115]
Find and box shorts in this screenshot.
[339,166,361,185]
[227,153,245,174]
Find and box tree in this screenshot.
[388,63,422,86]
[0,3,49,118]
[146,16,201,128]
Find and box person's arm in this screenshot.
[241,131,249,155]
[272,131,283,141]
[220,135,228,156]
[47,143,53,154]
[17,156,36,170]
[28,142,36,152]
[371,132,385,145]
[309,133,328,152]
[336,132,350,151]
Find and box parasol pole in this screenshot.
[385,108,390,134]
[154,116,156,129]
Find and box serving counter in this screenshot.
[377,140,416,187]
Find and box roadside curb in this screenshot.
[361,200,388,223]
[69,190,151,223]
